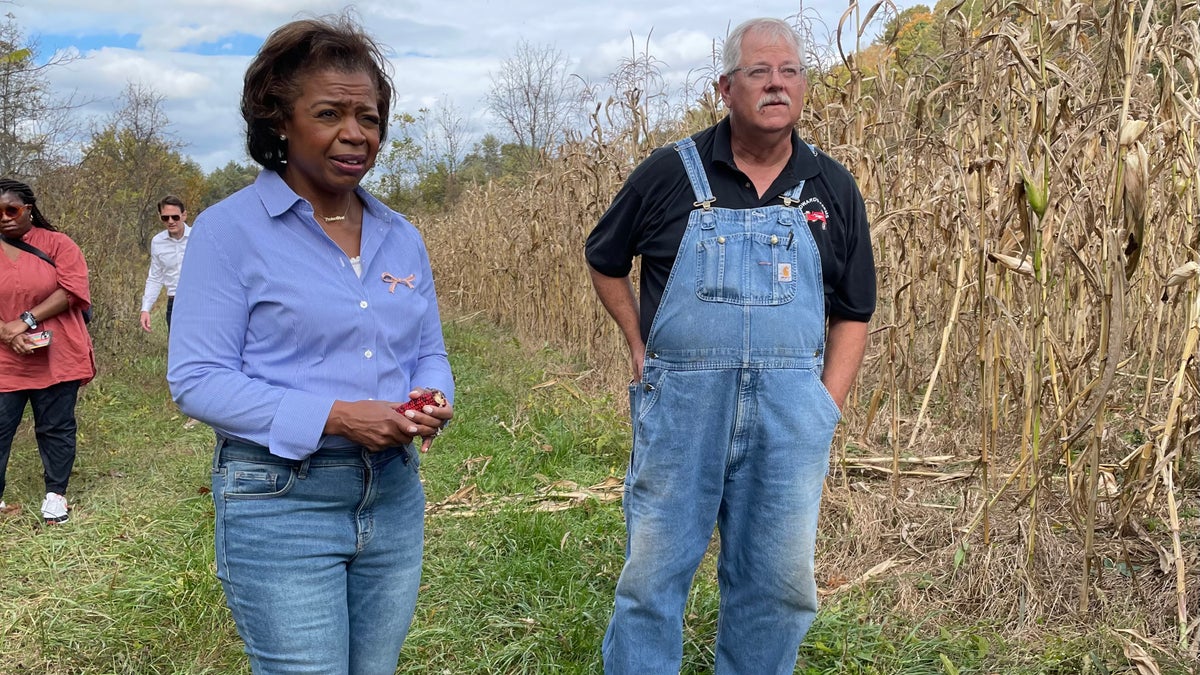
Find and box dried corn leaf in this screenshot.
[1123,144,1149,280]
[426,477,623,517]
[819,558,901,597]
[1115,629,1162,675]
[1164,261,1199,289]
[1119,118,1149,147]
[988,251,1034,276]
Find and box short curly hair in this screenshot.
[241,13,394,172]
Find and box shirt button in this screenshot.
[359,301,369,309]
[744,182,752,189]
[717,236,726,244]
[770,235,779,245]
[364,350,374,359]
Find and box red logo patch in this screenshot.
[805,211,827,224]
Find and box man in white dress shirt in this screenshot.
[139,195,190,333]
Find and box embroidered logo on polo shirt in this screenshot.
[798,197,829,231]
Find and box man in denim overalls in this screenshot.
[585,17,877,674]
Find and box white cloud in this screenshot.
[56,48,222,99]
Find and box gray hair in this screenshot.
[722,18,806,75]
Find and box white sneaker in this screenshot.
[41,492,69,524]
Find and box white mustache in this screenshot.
[756,94,792,111]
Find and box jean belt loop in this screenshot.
[297,456,312,480]
[211,435,228,473]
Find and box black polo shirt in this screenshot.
[585,117,877,343]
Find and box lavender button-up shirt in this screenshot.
[168,170,454,460]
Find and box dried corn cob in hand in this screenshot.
[396,389,449,453]
[394,389,447,414]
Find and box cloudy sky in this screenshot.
[16,0,908,172]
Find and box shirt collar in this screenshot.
[711,116,822,184]
[254,169,393,223]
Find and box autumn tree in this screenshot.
[372,99,471,214]
[35,85,200,340]
[457,134,527,185]
[486,40,586,169]
[201,160,259,209]
[372,109,437,214]
[0,12,83,178]
[76,84,202,248]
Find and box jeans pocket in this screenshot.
[403,447,421,473]
[220,459,297,500]
[805,369,843,424]
[633,367,669,423]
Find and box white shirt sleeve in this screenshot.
[140,235,167,313]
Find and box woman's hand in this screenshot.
[8,332,34,355]
[396,388,454,453]
[325,399,419,451]
[324,391,453,453]
[1,319,27,344]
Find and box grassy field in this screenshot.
[0,314,1194,674]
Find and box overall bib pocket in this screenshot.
[695,231,799,305]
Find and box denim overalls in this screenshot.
[603,137,843,674]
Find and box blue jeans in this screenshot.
[212,440,425,675]
[0,380,81,500]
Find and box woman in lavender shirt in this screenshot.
[168,14,454,674]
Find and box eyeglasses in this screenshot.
[0,204,28,219]
[160,214,182,222]
[730,64,805,84]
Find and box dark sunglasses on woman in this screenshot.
[0,204,28,219]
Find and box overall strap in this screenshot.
[673,138,716,210]
[781,143,819,207]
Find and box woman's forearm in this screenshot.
[27,288,71,323]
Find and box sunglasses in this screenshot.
[160,214,182,222]
[0,204,28,219]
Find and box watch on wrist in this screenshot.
[20,311,37,330]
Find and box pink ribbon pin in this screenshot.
[381,272,415,293]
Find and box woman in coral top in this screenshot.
[0,178,95,524]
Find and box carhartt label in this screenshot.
[778,263,792,282]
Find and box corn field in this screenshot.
[419,0,1200,660]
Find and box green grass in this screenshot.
[0,317,1193,673]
